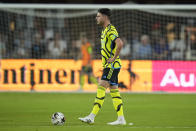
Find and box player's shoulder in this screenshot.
[107,24,116,31]
[110,24,116,29]
[106,24,118,34]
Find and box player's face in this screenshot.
[96,12,104,25]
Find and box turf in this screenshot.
[0,92,196,131]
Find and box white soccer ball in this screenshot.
[51,112,65,125]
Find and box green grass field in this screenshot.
[0,92,196,131]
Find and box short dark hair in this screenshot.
[98,8,111,18]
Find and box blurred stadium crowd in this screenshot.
[0,9,196,60]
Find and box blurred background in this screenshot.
[0,2,196,131]
[0,1,196,93]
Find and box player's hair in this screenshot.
[98,8,111,18]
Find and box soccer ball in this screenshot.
[51,112,65,125]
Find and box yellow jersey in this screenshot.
[101,24,122,69]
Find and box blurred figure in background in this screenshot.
[169,33,186,60]
[131,31,140,59]
[31,33,46,59]
[14,30,31,58]
[48,32,67,58]
[120,37,131,59]
[71,34,81,60]
[79,32,98,90]
[0,33,6,58]
[153,37,170,60]
[137,35,152,59]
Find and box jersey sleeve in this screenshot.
[107,28,119,42]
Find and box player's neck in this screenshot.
[103,21,111,28]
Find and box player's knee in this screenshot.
[110,85,118,89]
[99,80,109,88]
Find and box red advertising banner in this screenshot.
[152,61,196,92]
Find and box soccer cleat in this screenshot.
[78,116,94,124]
[107,117,126,125]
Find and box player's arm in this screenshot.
[107,38,123,63]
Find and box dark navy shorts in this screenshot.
[101,68,120,86]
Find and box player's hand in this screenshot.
[107,57,115,63]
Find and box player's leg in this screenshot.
[78,80,109,124]
[89,75,98,85]
[107,69,126,125]
[108,86,126,125]
[79,66,86,90]
[90,80,109,115]
[88,67,98,86]
[79,68,110,124]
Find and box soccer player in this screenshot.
[79,8,126,125]
[79,32,98,90]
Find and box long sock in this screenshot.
[90,76,98,85]
[110,88,124,117]
[80,75,85,89]
[91,85,106,115]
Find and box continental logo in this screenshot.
[1,62,79,85]
[0,60,83,91]
[0,59,149,92]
